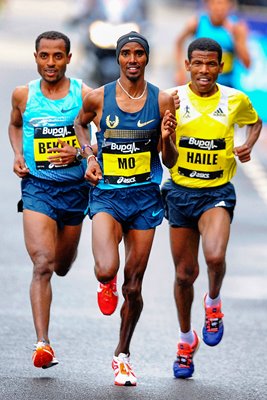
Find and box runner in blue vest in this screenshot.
[74,31,178,386]
[175,0,251,87]
[8,31,92,369]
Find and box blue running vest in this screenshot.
[23,78,86,182]
[96,81,163,190]
[196,13,238,86]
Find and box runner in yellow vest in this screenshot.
[163,37,262,379]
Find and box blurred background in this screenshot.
[1,0,267,120]
[0,1,267,399]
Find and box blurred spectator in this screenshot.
[174,0,251,87]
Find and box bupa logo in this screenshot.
[188,137,218,150]
[42,126,71,137]
[111,143,140,153]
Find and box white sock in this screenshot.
[205,293,221,307]
[179,329,195,345]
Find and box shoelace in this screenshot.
[34,341,48,350]
[114,355,133,375]
[205,307,224,332]
[177,343,195,367]
[99,283,113,298]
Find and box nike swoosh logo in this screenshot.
[137,119,156,128]
[152,209,163,217]
[61,106,79,113]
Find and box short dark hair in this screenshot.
[188,37,222,63]
[35,31,71,54]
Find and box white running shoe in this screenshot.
[112,353,137,386]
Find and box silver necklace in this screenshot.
[117,79,147,100]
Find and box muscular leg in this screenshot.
[199,207,231,299]
[24,210,57,343]
[54,223,83,276]
[170,227,200,333]
[114,228,155,356]
[92,212,123,282]
[24,210,83,342]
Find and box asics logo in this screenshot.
[117,176,136,184]
[137,119,155,128]
[152,209,163,217]
[190,171,210,179]
[61,106,78,113]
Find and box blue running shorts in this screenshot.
[89,183,164,231]
[161,179,236,229]
[21,175,90,228]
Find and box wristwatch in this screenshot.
[75,147,83,161]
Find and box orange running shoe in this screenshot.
[32,341,58,369]
[173,330,200,379]
[97,275,118,315]
[202,293,224,346]
[112,353,137,386]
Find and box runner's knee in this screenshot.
[122,280,142,304]
[205,251,225,272]
[175,263,199,287]
[95,261,118,283]
[32,254,54,280]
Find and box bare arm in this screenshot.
[225,19,251,68]
[175,16,198,84]
[158,91,178,169]
[8,86,29,178]
[233,117,262,163]
[47,83,93,165]
[74,87,104,184]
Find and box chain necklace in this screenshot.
[117,79,147,100]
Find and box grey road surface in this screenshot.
[0,1,266,399]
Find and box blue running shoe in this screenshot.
[173,331,200,379]
[202,294,224,346]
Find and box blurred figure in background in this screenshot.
[175,0,251,87]
[68,0,148,27]
[67,0,149,86]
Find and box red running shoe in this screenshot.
[97,275,118,315]
[32,341,58,369]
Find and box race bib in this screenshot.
[102,140,152,185]
[178,136,226,180]
[33,125,79,169]
[222,51,233,74]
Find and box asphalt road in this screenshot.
[0,1,267,399]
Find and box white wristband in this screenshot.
[87,154,97,163]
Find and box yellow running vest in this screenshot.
[169,84,258,188]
